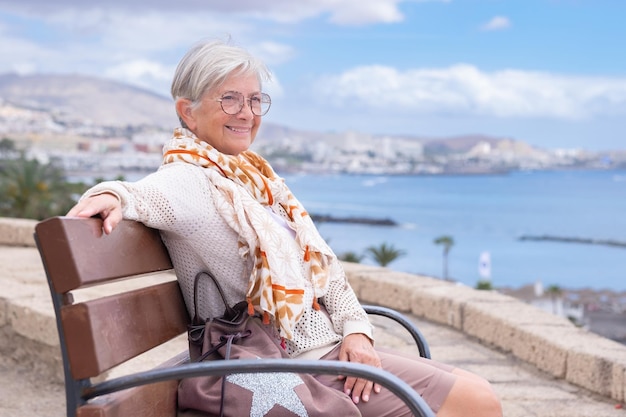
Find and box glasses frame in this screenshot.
[214,91,272,116]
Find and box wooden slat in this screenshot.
[77,380,179,417]
[35,217,173,293]
[63,281,189,379]
[76,352,189,417]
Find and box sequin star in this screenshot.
[226,372,308,417]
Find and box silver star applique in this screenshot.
[226,372,309,417]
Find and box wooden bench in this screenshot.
[35,216,434,417]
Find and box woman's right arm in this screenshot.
[66,163,212,235]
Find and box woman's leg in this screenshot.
[436,367,502,417]
[316,346,502,417]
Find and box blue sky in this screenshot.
[0,0,625,151]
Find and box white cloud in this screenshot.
[44,9,242,52]
[314,64,626,120]
[239,0,449,25]
[325,0,405,25]
[481,16,511,31]
[0,0,436,92]
[0,28,58,75]
[251,42,296,66]
[263,76,285,100]
[0,0,415,25]
[104,59,173,93]
[0,6,267,93]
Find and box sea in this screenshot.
[280,169,626,291]
[86,168,626,291]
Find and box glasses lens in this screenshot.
[251,93,271,116]
[219,92,243,115]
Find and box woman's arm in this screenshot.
[66,163,214,236]
[322,259,373,339]
[321,259,382,404]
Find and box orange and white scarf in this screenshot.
[163,127,334,339]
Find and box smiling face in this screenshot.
[178,72,262,155]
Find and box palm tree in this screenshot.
[546,284,563,315]
[0,137,16,158]
[339,251,365,263]
[433,235,454,280]
[475,280,493,290]
[365,242,406,267]
[0,155,78,220]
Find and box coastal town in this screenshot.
[499,282,626,345]
[2,97,626,178]
[1,74,626,178]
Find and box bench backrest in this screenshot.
[35,217,190,417]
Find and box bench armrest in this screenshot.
[362,305,431,359]
[85,359,435,417]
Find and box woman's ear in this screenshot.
[175,98,196,130]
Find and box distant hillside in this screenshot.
[422,135,504,154]
[2,72,613,174]
[0,73,178,128]
[0,72,531,156]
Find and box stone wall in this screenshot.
[343,263,626,402]
[0,217,38,247]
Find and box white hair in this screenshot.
[171,39,271,108]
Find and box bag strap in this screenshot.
[192,270,236,323]
[192,272,253,417]
[195,329,252,362]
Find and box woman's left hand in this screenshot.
[338,333,382,404]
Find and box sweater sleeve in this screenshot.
[322,258,374,341]
[79,163,215,237]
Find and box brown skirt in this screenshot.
[315,345,457,416]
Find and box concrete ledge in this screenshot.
[566,337,626,400]
[0,218,37,247]
[342,261,626,403]
[3,217,626,404]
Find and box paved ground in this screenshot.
[0,329,66,417]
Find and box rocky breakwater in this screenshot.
[310,214,397,226]
[519,234,626,248]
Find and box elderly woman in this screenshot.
[67,39,502,417]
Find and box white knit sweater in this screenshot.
[85,162,373,357]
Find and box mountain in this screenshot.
[422,134,502,154]
[0,73,179,128]
[4,72,609,175]
[0,74,626,174]
[0,72,513,151]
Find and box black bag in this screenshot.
[177,271,360,417]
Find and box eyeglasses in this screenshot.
[214,91,271,116]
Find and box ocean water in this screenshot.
[282,170,626,291]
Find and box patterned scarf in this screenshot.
[163,127,334,339]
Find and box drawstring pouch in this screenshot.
[177,271,360,417]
